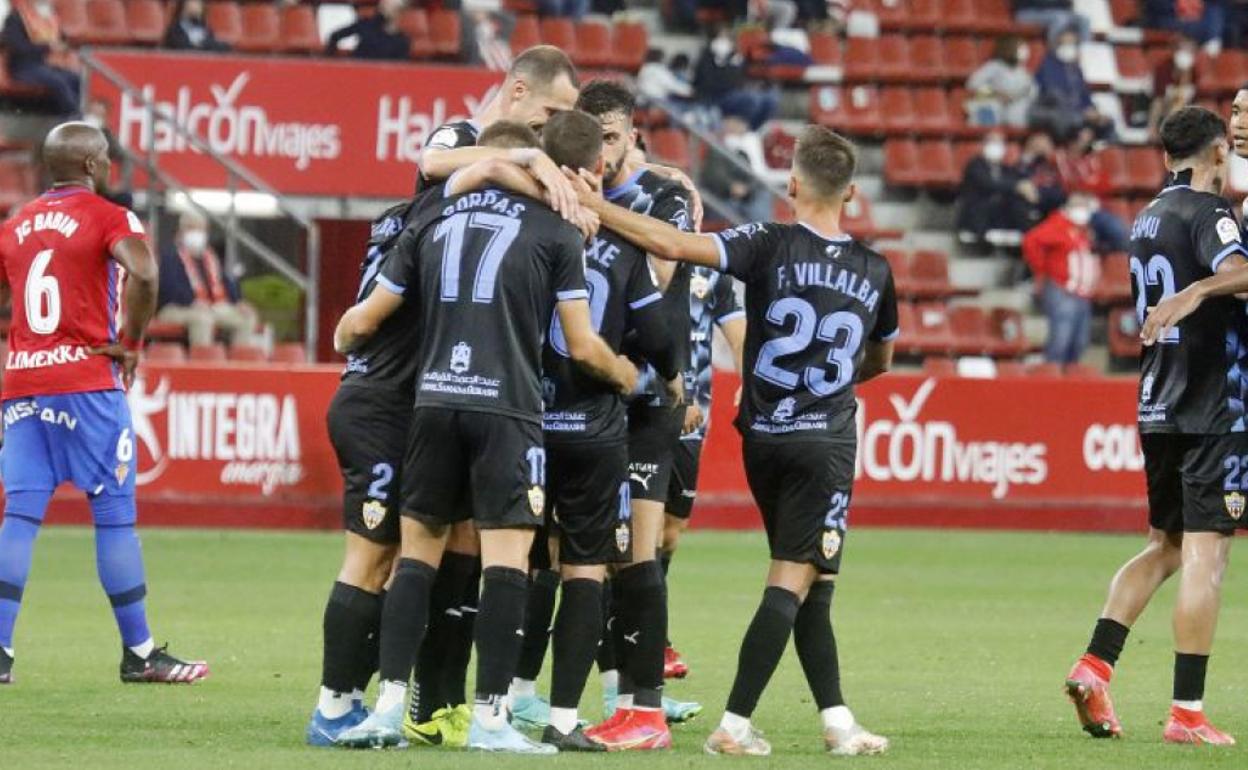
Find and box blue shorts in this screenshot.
[1,390,135,498]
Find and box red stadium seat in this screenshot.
[271,343,308,364]
[995,360,1027,377]
[895,301,919,353]
[1100,147,1130,194]
[649,128,689,169]
[808,30,840,67]
[611,20,648,71]
[914,302,954,354]
[736,26,768,61]
[1108,306,1142,360]
[53,0,89,42]
[811,85,882,136]
[189,344,228,363]
[1094,251,1132,305]
[910,249,953,298]
[145,321,187,342]
[205,1,242,48]
[923,356,958,376]
[883,138,922,187]
[1207,50,1248,94]
[944,36,984,80]
[909,36,947,83]
[236,4,280,53]
[902,0,941,31]
[1065,362,1102,379]
[948,306,993,355]
[843,37,880,81]
[1109,0,1138,25]
[871,0,909,31]
[228,345,267,363]
[1102,197,1137,225]
[429,9,461,58]
[987,308,1026,357]
[916,140,959,187]
[913,88,953,135]
[1115,45,1149,81]
[399,9,434,59]
[971,0,1013,34]
[882,249,917,296]
[280,5,321,54]
[953,140,981,175]
[876,35,912,83]
[573,19,612,69]
[1125,146,1166,193]
[125,0,165,45]
[1027,362,1063,377]
[540,17,577,60]
[145,342,186,364]
[509,14,540,56]
[879,88,916,135]
[942,0,977,32]
[842,193,902,241]
[82,0,129,45]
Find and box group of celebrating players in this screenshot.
[312,45,896,755]
[2,37,1248,760]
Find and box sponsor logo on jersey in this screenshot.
[5,344,90,370]
[362,499,387,529]
[772,397,797,423]
[628,461,659,491]
[1226,491,1245,520]
[820,529,842,561]
[2,400,78,430]
[527,485,545,516]
[1217,217,1241,245]
[450,341,472,374]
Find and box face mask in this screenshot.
[34,0,52,16]
[1066,206,1091,227]
[1174,49,1195,71]
[1016,46,1029,65]
[1056,43,1078,63]
[983,142,1006,163]
[711,38,733,60]
[181,230,208,254]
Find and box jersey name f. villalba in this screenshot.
[1131,184,1248,434]
[711,222,899,442]
[0,186,147,400]
[381,187,587,423]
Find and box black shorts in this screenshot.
[546,441,632,565]
[743,438,854,574]
[665,438,703,519]
[627,402,683,503]
[1142,432,1248,534]
[403,407,546,530]
[327,385,409,545]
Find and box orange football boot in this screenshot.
[1065,654,1122,738]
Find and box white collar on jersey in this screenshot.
[799,221,852,242]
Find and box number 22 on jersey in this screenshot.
[1129,254,1180,343]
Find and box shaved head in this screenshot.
[42,121,111,190]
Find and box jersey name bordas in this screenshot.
[712,222,899,442]
[683,266,744,442]
[543,228,677,444]
[0,187,146,400]
[382,187,587,423]
[1131,184,1248,434]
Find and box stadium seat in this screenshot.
[910,249,953,298]
[318,4,356,52]
[948,306,993,355]
[0,158,37,212]
[916,140,959,187]
[1027,362,1063,377]
[943,0,977,32]
[509,14,540,56]
[125,0,165,45]
[236,4,280,53]
[901,0,942,31]
[271,343,308,364]
[876,35,912,83]
[944,37,983,80]
[429,9,461,58]
[649,128,690,170]
[1102,197,1137,225]
[1065,362,1102,379]
[987,308,1026,357]
[812,85,882,136]
[913,301,954,354]
[205,1,243,48]
[145,321,187,342]
[1125,146,1166,193]
[1094,251,1132,305]
[922,356,958,377]
[540,17,577,60]
[573,19,612,69]
[53,0,89,42]
[879,88,916,135]
[736,26,769,61]
[1108,306,1142,360]
[611,21,648,72]
[953,140,982,175]
[808,30,841,67]
[871,0,909,31]
[146,342,187,364]
[842,193,902,241]
[883,138,922,187]
[971,0,1014,34]
[908,36,947,83]
[895,301,920,354]
[189,344,227,363]
[882,249,917,296]
[280,5,321,54]
[1100,147,1130,194]
[398,8,434,59]
[995,360,1027,377]
[1114,45,1149,86]
[228,345,267,363]
[913,88,954,135]
[843,36,881,81]
[1109,0,1138,25]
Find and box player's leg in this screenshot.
[1066,433,1183,737]
[508,526,559,729]
[659,438,701,681]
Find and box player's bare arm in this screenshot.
[448,154,598,240]
[424,145,578,218]
[334,286,404,354]
[556,298,639,395]
[573,172,720,268]
[92,236,157,389]
[1141,254,1248,345]
[643,162,704,231]
[721,314,747,407]
[856,340,895,383]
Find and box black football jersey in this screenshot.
[1131,184,1248,434]
[606,169,695,407]
[339,188,445,395]
[542,229,679,444]
[684,267,745,443]
[382,187,587,423]
[712,222,899,442]
[414,120,481,195]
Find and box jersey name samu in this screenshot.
[1131,184,1248,434]
[683,266,744,443]
[607,169,695,407]
[0,187,146,400]
[382,187,587,423]
[414,120,481,195]
[543,228,677,444]
[712,222,899,442]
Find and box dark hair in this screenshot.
[478,120,540,149]
[1160,106,1226,161]
[993,35,1021,63]
[670,53,690,70]
[542,110,603,171]
[645,48,664,64]
[634,132,648,154]
[794,125,856,198]
[509,45,579,91]
[575,80,635,122]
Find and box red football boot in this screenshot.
[591,708,672,751]
[664,646,689,679]
[1064,654,1122,738]
[1164,706,1236,745]
[585,707,632,740]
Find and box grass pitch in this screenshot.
[3,526,1247,768]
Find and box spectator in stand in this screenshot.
[1023,191,1102,365]
[1057,125,1129,253]
[966,35,1036,128]
[1143,0,1227,55]
[164,0,230,52]
[1012,0,1090,42]
[325,0,410,61]
[701,115,772,223]
[693,28,778,130]
[1148,34,1201,138]
[749,0,799,29]
[538,0,588,21]
[955,131,1032,245]
[1030,27,1115,141]
[638,49,694,109]
[1017,129,1066,224]
[157,211,264,349]
[1,0,80,116]
[83,98,134,210]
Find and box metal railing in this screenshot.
[79,49,322,360]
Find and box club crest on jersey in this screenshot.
[690,272,711,300]
[773,397,797,423]
[1140,374,1155,403]
[821,529,842,561]
[1225,492,1245,521]
[528,485,545,517]
[362,499,386,530]
[1216,216,1241,246]
[114,462,129,486]
[542,376,557,407]
[616,522,631,554]
[450,341,472,374]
